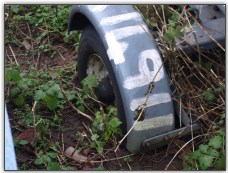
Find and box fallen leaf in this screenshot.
[64,146,87,163]
[82,147,91,156]
[21,39,31,50]
[16,128,35,142]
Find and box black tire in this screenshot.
[77,25,127,135]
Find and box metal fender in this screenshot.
[68,5,175,153]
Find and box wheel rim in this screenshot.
[86,54,108,82]
[86,54,115,103]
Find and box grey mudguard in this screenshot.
[68,5,175,153]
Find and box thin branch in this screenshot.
[32,101,37,156]
[60,87,93,121]
[114,106,146,152]
[186,10,225,51]
[165,134,206,170]
[90,153,135,163]
[9,45,19,66]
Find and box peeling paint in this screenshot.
[134,113,174,131]
[130,93,171,111]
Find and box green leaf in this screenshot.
[82,75,98,89]
[18,139,29,145]
[107,106,117,116]
[215,87,222,93]
[124,156,133,163]
[47,152,57,159]
[209,149,219,157]
[199,155,214,170]
[91,134,99,141]
[214,152,225,170]
[62,166,73,170]
[95,111,102,122]
[220,113,225,120]
[96,146,104,153]
[44,95,59,110]
[47,162,61,170]
[42,155,51,163]
[198,144,208,154]
[17,79,28,90]
[35,90,46,101]
[218,130,225,137]
[191,150,201,160]
[66,91,76,100]
[5,72,11,83]
[34,158,43,165]
[46,88,55,96]
[36,31,48,44]
[51,84,60,92]
[11,87,20,96]
[104,131,112,141]
[57,92,64,99]
[164,31,176,44]
[10,70,21,82]
[109,117,122,128]
[203,89,215,103]
[182,161,192,170]
[15,96,25,106]
[208,135,223,149]
[25,119,33,126]
[11,5,21,14]
[77,105,85,112]
[50,142,59,152]
[41,83,49,90]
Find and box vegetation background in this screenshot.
[5,5,225,170]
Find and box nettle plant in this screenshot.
[183,129,225,170]
[81,75,123,153]
[5,65,63,111]
[6,60,122,168]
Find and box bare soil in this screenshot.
[6,43,189,170]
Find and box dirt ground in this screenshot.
[6,43,191,170]
[57,107,186,171]
[5,5,225,171]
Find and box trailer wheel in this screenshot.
[77,25,127,134]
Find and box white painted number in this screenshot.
[134,113,174,131]
[124,49,164,90]
[100,12,141,25]
[105,32,126,65]
[130,93,171,111]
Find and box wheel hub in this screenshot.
[87,54,115,103]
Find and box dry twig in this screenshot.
[9,45,19,66]
[60,87,93,121]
